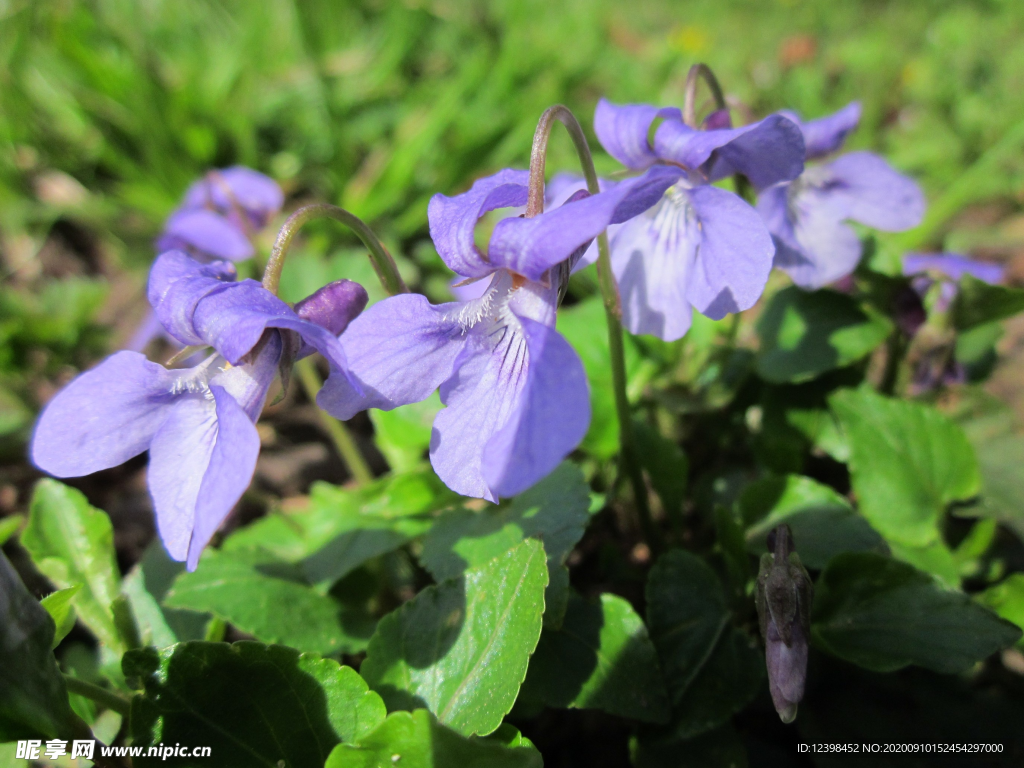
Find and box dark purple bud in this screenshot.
[766,614,808,724]
[294,279,369,337]
[756,525,813,724]
[701,108,733,131]
[892,283,927,337]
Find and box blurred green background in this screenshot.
[2,0,1024,454]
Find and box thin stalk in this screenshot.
[295,357,374,485]
[682,63,727,128]
[63,675,131,717]
[262,203,406,297]
[527,105,660,548]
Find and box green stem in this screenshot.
[262,203,406,297]
[63,675,131,718]
[295,357,374,485]
[526,105,659,548]
[682,63,727,128]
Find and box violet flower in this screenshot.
[757,102,926,290]
[156,166,284,263]
[319,167,675,501]
[593,99,806,340]
[31,251,366,569]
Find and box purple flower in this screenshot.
[155,166,284,263]
[31,252,366,569]
[903,252,1005,315]
[593,99,806,340]
[319,167,674,501]
[757,102,925,289]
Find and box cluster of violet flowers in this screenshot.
[32,71,937,576]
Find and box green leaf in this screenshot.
[164,550,374,655]
[829,388,981,548]
[966,429,1024,541]
[976,574,1024,648]
[224,468,451,586]
[740,475,885,569]
[0,514,24,545]
[121,541,209,649]
[362,540,548,736]
[124,642,386,768]
[785,407,850,462]
[369,393,442,473]
[0,551,81,741]
[634,421,688,522]
[22,480,123,653]
[518,592,669,723]
[419,463,590,629]
[645,550,763,740]
[40,585,81,649]
[756,287,893,383]
[557,296,642,459]
[324,709,543,768]
[811,553,1021,673]
[952,274,1024,330]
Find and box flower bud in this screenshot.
[295,279,369,337]
[756,524,813,723]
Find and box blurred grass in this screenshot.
[2,0,1024,438]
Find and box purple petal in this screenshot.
[654,114,805,189]
[147,395,219,561]
[766,617,808,711]
[427,169,530,278]
[317,292,470,420]
[449,277,491,302]
[903,253,1005,285]
[482,319,590,497]
[612,184,774,340]
[157,209,253,262]
[487,166,681,282]
[757,183,863,290]
[594,99,683,170]
[429,313,589,501]
[183,167,284,229]
[185,385,262,569]
[148,251,238,347]
[31,352,175,478]
[824,152,925,231]
[783,101,862,159]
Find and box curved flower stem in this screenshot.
[63,674,131,717]
[682,63,727,128]
[295,357,374,485]
[527,105,660,549]
[262,203,407,297]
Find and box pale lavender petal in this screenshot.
[482,319,590,498]
[654,114,805,189]
[427,169,530,278]
[594,99,682,170]
[758,182,862,290]
[148,251,237,347]
[147,395,218,561]
[31,352,176,478]
[784,101,862,159]
[185,385,261,569]
[184,167,284,229]
[317,292,470,420]
[449,277,491,302]
[766,617,808,710]
[210,331,283,420]
[612,184,774,340]
[824,152,925,231]
[903,253,1005,284]
[488,166,680,281]
[157,209,253,262]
